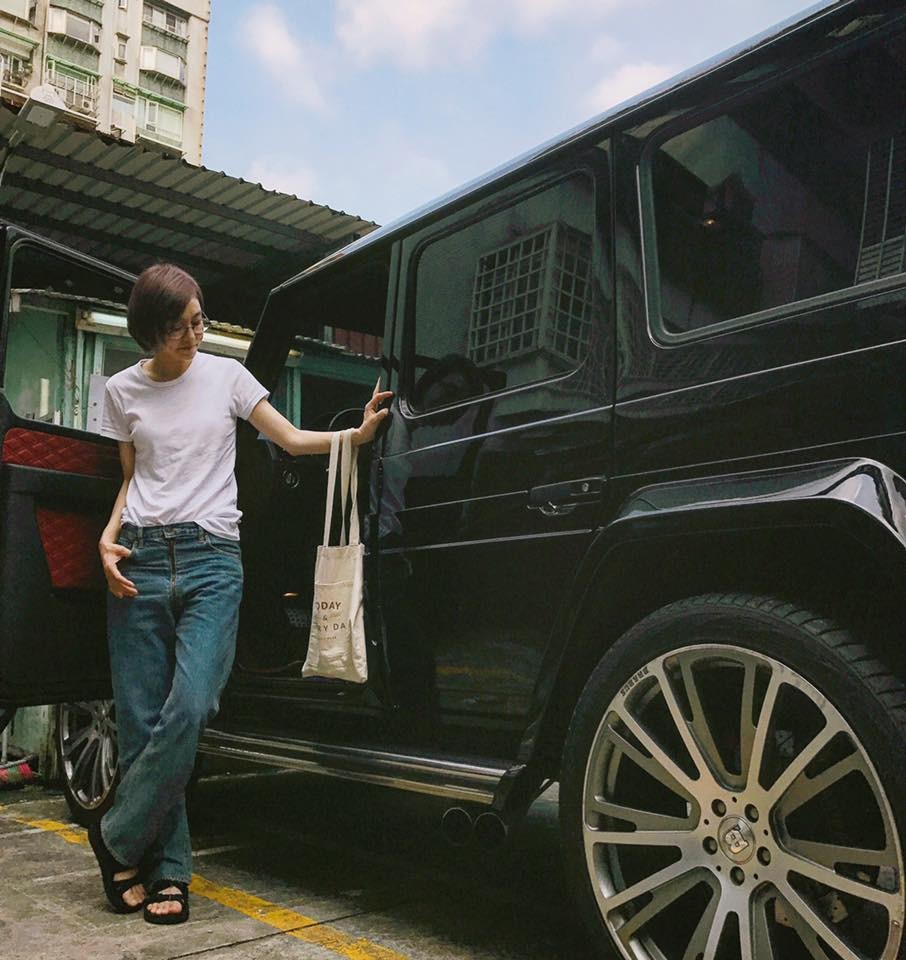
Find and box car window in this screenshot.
[649,30,906,334]
[411,172,597,412]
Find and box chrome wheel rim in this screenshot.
[583,645,904,960]
[58,700,117,810]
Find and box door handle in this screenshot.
[534,501,579,517]
[528,476,605,514]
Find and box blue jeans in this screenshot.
[101,522,243,885]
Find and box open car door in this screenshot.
[223,243,395,718]
[0,225,133,708]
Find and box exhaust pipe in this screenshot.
[441,806,473,846]
[473,811,508,849]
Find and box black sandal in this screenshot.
[143,878,189,925]
[87,819,144,914]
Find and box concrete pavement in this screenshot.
[0,769,594,959]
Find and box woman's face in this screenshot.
[155,296,205,361]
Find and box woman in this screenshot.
[92,263,390,924]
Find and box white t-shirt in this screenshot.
[101,352,269,540]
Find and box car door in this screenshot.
[0,225,133,707]
[215,246,396,740]
[377,149,614,755]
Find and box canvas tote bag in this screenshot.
[302,428,367,682]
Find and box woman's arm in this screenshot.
[248,383,393,456]
[99,441,138,598]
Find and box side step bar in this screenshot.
[198,729,508,805]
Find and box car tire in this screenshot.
[56,700,119,826]
[57,700,206,827]
[560,593,906,960]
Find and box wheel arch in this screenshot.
[495,457,906,812]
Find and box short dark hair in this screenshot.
[127,263,204,351]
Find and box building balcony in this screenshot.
[47,75,97,118]
[136,125,183,155]
[139,62,185,88]
[46,28,99,53]
[1,63,30,90]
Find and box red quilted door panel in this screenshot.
[2,428,120,590]
[35,508,107,589]
[1,428,121,477]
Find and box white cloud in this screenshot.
[584,60,676,115]
[335,0,491,70]
[242,4,328,111]
[589,33,622,63]
[246,157,318,200]
[335,0,630,70]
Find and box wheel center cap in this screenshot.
[717,816,755,863]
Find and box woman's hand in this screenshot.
[352,384,394,446]
[249,387,393,456]
[99,538,138,599]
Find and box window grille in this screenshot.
[856,130,906,284]
[137,96,183,148]
[468,222,594,368]
[47,61,97,112]
[0,52,30,87]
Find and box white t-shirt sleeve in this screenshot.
[101,382,131,441]
[230,361,269,420]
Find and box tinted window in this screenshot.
[651,32,906,333]
[412,173,596,410]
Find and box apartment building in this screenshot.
[0,0,208,163]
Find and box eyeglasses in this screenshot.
[164,313,211,341]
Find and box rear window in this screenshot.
[648,31,906,334]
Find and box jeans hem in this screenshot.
[99,816,136,869]
[145,872,192,886]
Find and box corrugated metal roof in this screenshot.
[0,104,378,326]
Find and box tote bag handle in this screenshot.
[322,429,359,548]
[339,428,360,547]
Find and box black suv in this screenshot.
[3,2,906,957]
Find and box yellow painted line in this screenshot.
[1,810,87,845]
[0,807,410,960]
[190,875,409,959]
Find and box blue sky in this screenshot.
[204,0,816,226]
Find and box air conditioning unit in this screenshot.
[145,121,157,132]
[110,124,123,137]
[76,98,94,113]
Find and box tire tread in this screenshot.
[646,592,906,733]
